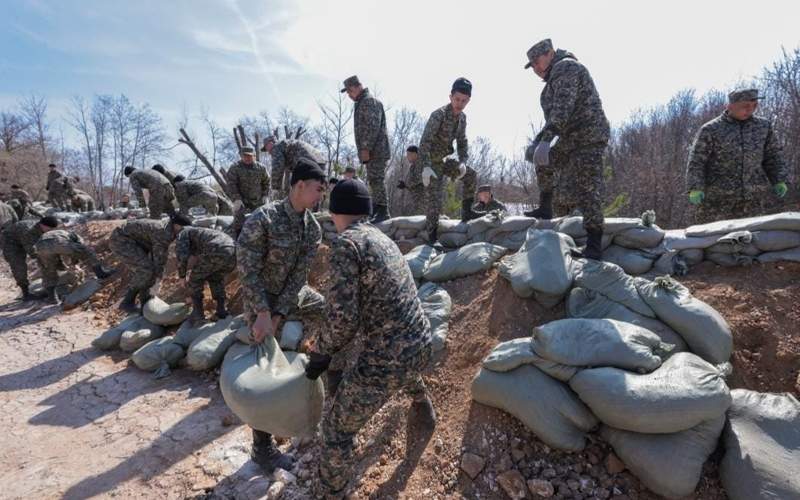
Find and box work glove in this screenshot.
[233,200,244,211]
[774,182,788,198]
[397,181,407,190]
[533,141,551,166]
[422,167,437,188]
[688,190,705,205]
[457,163,467,180]
[524,142,538,163]
[305,352,332,380]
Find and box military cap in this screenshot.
[344,165,357,173]
[123,166,135,176]
[173,175,186,183]
[340,75,361,93]
[728,88,763,103]
[260,136,275,152]
[48,163,57,168]
[330,178,372,216]
[524,38,553,69]
[240,146,255,156]
[451,77,472,96]
[39,215,60,228]
[406,145,419,153]
[170,213,193,227]
[477,185,492,193]
[291,157,327,185]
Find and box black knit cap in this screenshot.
[170,213,193,227]
[123,166,135,176]
[173,175,186,183]
[452,77,472,96]
[330,179,372,216]
[290,157,327,185]
[152,164,166,173]
[39,215,59,228]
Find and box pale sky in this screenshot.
[1,0,798,159]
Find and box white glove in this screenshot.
[533,142,551,167]
[422,167,438,187]
[457,163,467,180]
[233,200,244,211]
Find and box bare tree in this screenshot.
[0,111,31,154]
[19,94,50,160]
[315,93,354,176]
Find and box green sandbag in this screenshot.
[143,296,192,326]
[481,337,577,382]
[92,314,160,351]
[573,260,656,318]
[131,336,186,378]
[751,230,800,252]
[602,245,656,275]
[185,316,246,370]
[418,282,452,352]
[423,242,506,282]
[685,211,800,237]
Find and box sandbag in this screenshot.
[438,231,468,248]
[573,260,656,318]
[467,212,504,238]
[485,216,536,240]
[569,352,731,434]
[651,249,689,277]
[92,314,158,351]
[686,212,800,237]
[62,278,103,310]
[278,320,304,351]
[720,389,800,500]
[533,319,672,373]
[614,225,665,249]
[471,364,598,451]
[220,336,324,437]
[391,215,427,231]
[566,288,688,353]
[119,322,167,352]
[438,218,468,234]
[680,248,704,266]
[143,297,192,326]
[404,245,438,279]
[752,230,800,252]
[554,216,587,239]
[185,316,245,370]
[131,336,186,378]
[705,251,755,267]
[423,242,506,282]
[662,229,720,251]
[418,282,452,352]
[601,416,726,499]
[602,245,656,275]
[708,230,759,255]
[482,337,578,382]
[489,231,528,251]
[395,227,422,240]
[636,276,733,364]
[757,246,800,264]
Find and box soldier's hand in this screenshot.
[359,149,370,163]
[305,352,331,380]
[422,167,437,188]
[688,190,705,205]
[774,182,788,198]
[252,311,274,343]
[533,142,551,166]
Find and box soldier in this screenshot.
[173,175,225,216]
[341,165,359,181]
[0,200,18,231]
[1,216,60,300]
[34,229,114,304]
[305,179,437,498]
[419,78,478,244]
[226,146,270,237]
[123,166,176,219]
[109,214,192,313]
[152,164,178,184]
[523,38,610,260]
[118,194,131,208]
[71,191,96,212]
[686,88,788,223]
[236,158,327,474]
[176,226,235,323]
[9,185,34,216]
[471,185,507,216]
[342,75,392,223]
[46,163,67,210]
[262,135,326,199]
[396,145,425,215]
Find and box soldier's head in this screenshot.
[173,175,186,184]
[341,75,363,102]
[261,136,276,154]
[343,165,357,180]
[240,147,256,165]
[524,38,555,79]
[450,78,472,115]
[477,185,493,204]
[152,164,167,175]
[10,184,19,190]
[123,166,135,177]
[48,163,57,170]
[727,88,762,121]
[169,213,193,236]
[289,158,327,210]
[329,178,372,232]
[121,194,130,203]
[406,145,419,164]
[38,215,59,233]
[329,177,339,188]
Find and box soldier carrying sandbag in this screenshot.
[1,216,60,301]
[124,165,177,219]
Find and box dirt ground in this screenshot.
[0,221,797,499]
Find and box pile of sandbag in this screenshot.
[422,242,506,282]
[418,282,452,352]
[143,297,192,326]
[92,314,165,351]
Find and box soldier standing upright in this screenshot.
[226,146,270,237]
[46,163,67,210]
[523,38,610,260]
[1,216,60,300]
[124,166,176,219]
[342,75,392,223]
[262,135,325,199]
[686,88,788,223]
[396,145,425,215]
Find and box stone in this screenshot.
[496,469,527,499]
[542,468,557,479]
[511,447,525,463]
[605,453,626,475]
[527,478,555,498]
[460,453,485,479]
[265,480,284,500]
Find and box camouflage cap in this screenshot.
[240,146,255,156]
[477,185,493,193]
[340,75,361,93]
[260,136,275,152]
[524,38,553,69]
[344,165,357,173]
[728,88,763,103]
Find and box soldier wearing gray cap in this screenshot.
[523,38,609,260]
[686,88,788,223]
[225,146,270,238]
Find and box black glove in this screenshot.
[305,352,332,380]
[397,181,407,190]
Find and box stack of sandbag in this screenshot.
[467,213,536,250]
[131,336,185,378]
[422,242,506,282]
[143,297,192,326]
[404,245,439,281]
[92,314,164,351]
[417,282,452,352]
[437,219,469,248]
[182,316,246,370]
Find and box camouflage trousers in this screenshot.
[73,196,95,212]
[408,184,425,215]
[216,195,234,216]
[694,189,774,225]
[242,285,326,326]
[146,184,176,219]
[48,189,70,211]
[36,239,101,288]
[318,344,432,495]
[365,160,388,207]
[425,160,477,237]
[2,239,30,288]
[180,192,219,216]
[186,248,236,299]
[551,144,605,232]
[108,232,160,291]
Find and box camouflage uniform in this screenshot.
[353,88,390,207]
[175,227,235,301]
[156,166,178,184]
[419,104,477,236]
[9,187,33,216]
[109,219,175,291]
[0,201,18,231]
[269,140,325,199]
[471,198,506,216]
[686,110,787,224]
[226,159,271,238]
[71,190,96,212]
[405,160,425,214]
[534,48,609,232]
[317,221,432,496]
[34,229,102,288]
[46,170,67,210]
[175,179,221,216]
[128,169,176,219]
[1,219,43,288]
[236,198,325,323]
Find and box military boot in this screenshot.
[251,429,295,474]
[461,198,477,222]
[410,395,437,430]
[93,264,115,280]
[188,294,205,324]
[370,204,390,224]
[524,191,553,219]
[119,289,139,313]
[45,286,61,306]
[214,295,228,320]
[19,284,47,301]
[138,289,152,310]
[580,228,604,261]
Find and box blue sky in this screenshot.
[1,0,799,159]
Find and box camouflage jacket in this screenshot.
[686,111,787,196]
[536,49,610,148]
[9,188,32,205]
[35,229,84,252]
[2,219,43,256]
[319,220,431,371]
[269,140,325,192]
[472,198,507,215]
[129,169,171,207]
[156,166,178,184]
[115,219,175,273]
[175,226,235,278]
[226,160,270,210]
[175,180,216,204]
[46,170,64,192]
[419,103,468,170]
[61,177,77,198]
[0,201,19,230]
[406,161,423,188]
[353,88,390,161]
[236,198,321,317]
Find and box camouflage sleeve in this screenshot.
[355,99,381,153]
[151,232,172,277]
[762,122,787,185]
[270,148,286,192]
[236,211,272,314]
[63,178,76,197]
[260,166,270,203]
[273,228,321,317]
[539,63,581,143]
[226,165,242,202]
[686,126,712,192]
[318,237,360,356]
[419,110,442,169]
[175,231,190,278]
[457,115,469,163]
[129,175,147,207]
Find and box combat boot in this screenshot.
[19,284,47,301]
[580,228,604,261]
[410,395,437,430]
[524,191,553,219]
[45,286,61,306]
[370,204,390,224]
[138,289,152,310]
[251,429,295,474]
[461,198,477,222]
[119,289,139,313]
[93,264,115,280]
[188,294,205,324]
[214,296,228,319]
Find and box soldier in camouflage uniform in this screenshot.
[175,226,235,322]
[226,146,271,238]
[304,179,436,498]
[235,158,328,474]
[173,175,224,216]
[46,164,68,210]
[471,185,507,216]
[342,75,392,222]
[1,216,60,300]
[419,78,478,243]
[523,38,610,260]
[686,88,788,224]
[109,214,192,313]
[152,164,178,184]
[396,145,425,215]
[0,200,19,231]
[8,185,41,217]
[262,136,326,198]
[34,229,114,304]
[124,166,176,219]
[71,191,96,212]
